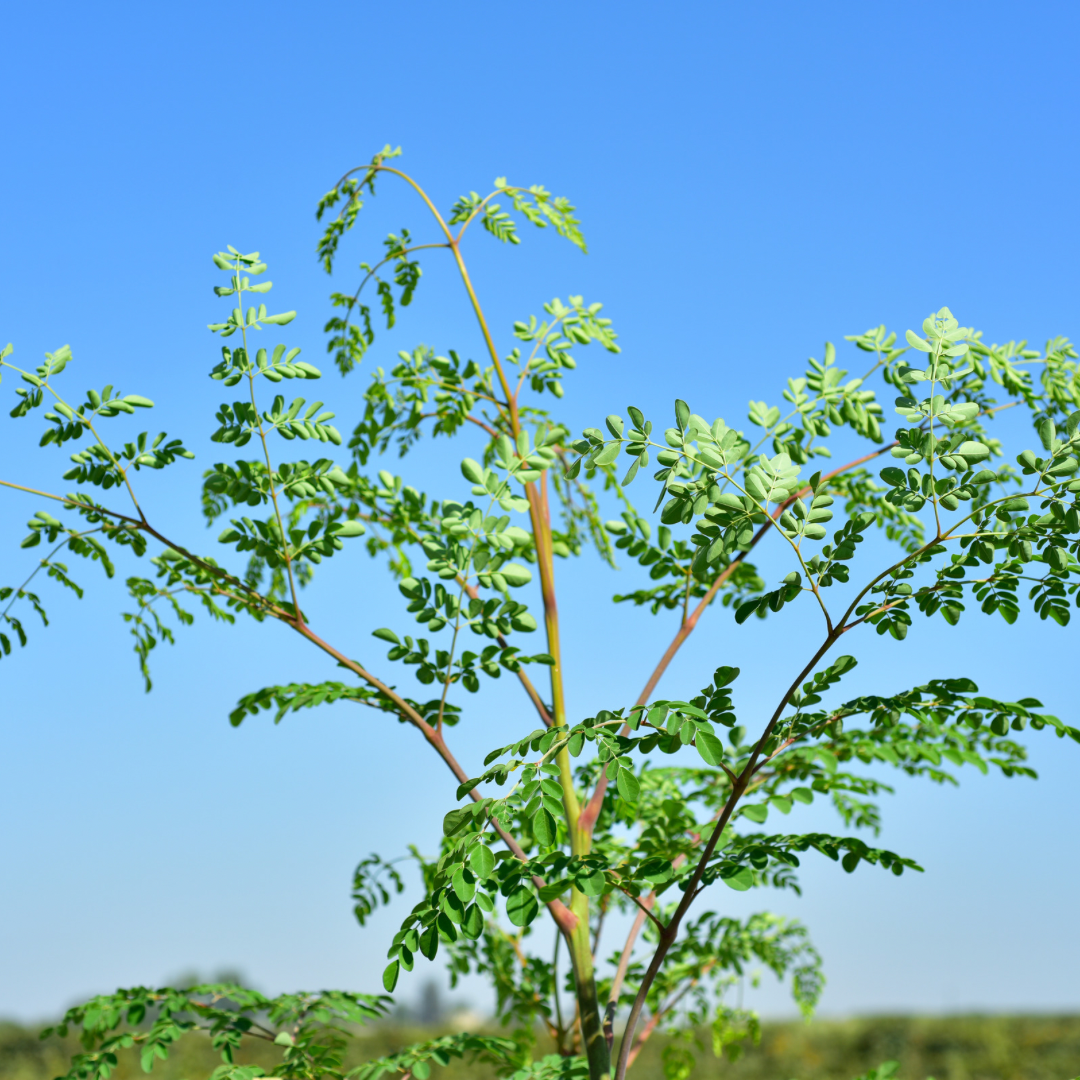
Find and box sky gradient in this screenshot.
[1,0,1078,1022]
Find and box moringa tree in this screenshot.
[3,147,1080,1080]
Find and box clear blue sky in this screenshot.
[2,0,1078,1023]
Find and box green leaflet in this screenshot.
[696,728,726,766]
[616,767,640,803]
[506,887,539,927]
[470,843,495,879]
[721,866,754,891]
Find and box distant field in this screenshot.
[2,1015,1078,1080]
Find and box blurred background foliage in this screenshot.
[2,1015,1078,1080]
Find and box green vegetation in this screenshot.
[2,148,1080,1080]
[4,1016,1080,1080]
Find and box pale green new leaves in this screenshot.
[207,247,296,336]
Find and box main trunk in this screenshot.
[567,889,611,1080]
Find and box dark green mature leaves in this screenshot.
[706,830,922,890]
[217,513,363,568]
[42,984,387,1080]
[1,518,118,661]
[203,458,351,520]
[0,585,41,659]
[229,680,376,726]
[64,431,193,488]
[351,1033,525,1080]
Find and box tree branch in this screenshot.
[625,974,707,1070]
[612,634,839,1080]
[618,888,666,934]
[603,902,649,1051]
[289,618,577,933]
[577,440,897,837]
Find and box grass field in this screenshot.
[2,1015,1078,1080]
